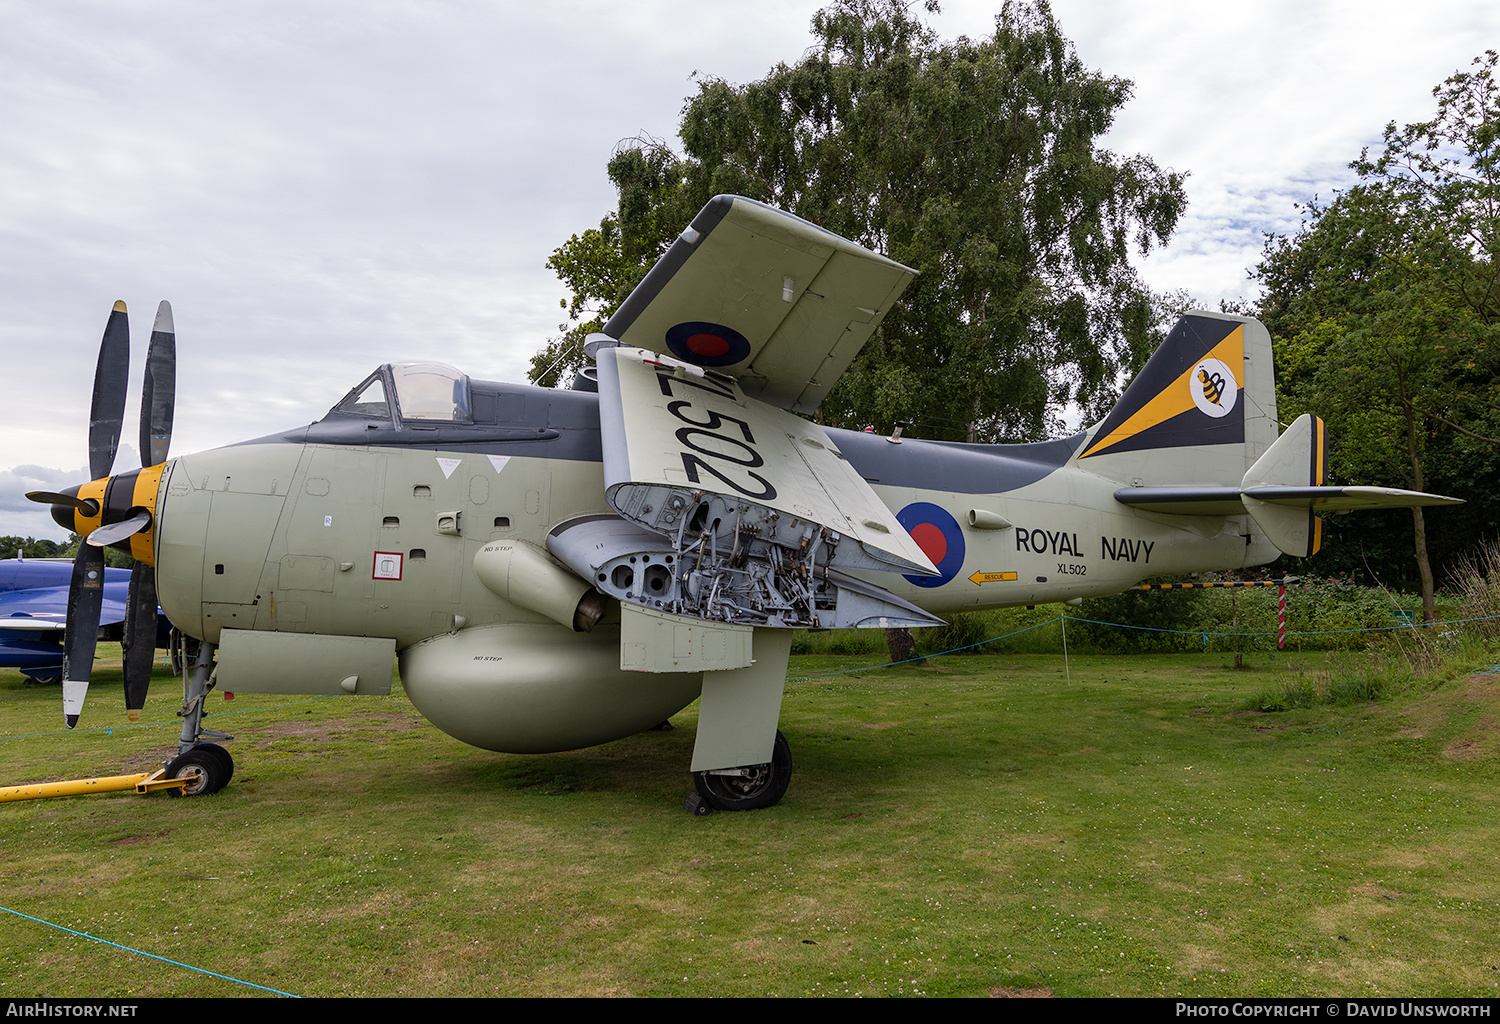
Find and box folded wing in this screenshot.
[603,195,916,413]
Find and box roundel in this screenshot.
[1190,357,1239,418]
[896,502,965,588]
[665,321,752,367]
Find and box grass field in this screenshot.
[2,641,1498,997]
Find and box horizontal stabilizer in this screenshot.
[1113,413,1462,558]
[1242,485,1463,511]
[1113,484,1462,516]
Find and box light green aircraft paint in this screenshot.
[66,196,1459,811]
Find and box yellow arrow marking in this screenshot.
[968,570,1018,586]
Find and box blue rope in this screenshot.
[1,904,299,997]
[1063,610,1500,639]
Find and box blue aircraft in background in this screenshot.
[0,557,136,684]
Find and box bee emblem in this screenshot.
[1189,357,1238,418]
[1197,366,1225,407]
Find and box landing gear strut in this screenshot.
[691,730,792,812]
[166,640,234,796]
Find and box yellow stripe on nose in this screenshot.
[74,477,108,536]
[129,463,166,566]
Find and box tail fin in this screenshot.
[1094,318,1464,553]
[1076,312,1278,484]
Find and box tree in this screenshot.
[534,0,1186,441]
[0,536,63,559]
[1256,53,1500,620]
[529,141,696,387]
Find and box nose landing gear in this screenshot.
[167,640,234,796]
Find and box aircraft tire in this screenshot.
[165,747,228,797]
[693,730,791,811]
[193,743,235,787]
[23,672,61,686]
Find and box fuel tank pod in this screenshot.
[399,623,702,753]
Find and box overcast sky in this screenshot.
[2,0,1496,539]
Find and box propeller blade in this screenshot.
[140,300,175,466]
[122,564,158,720]
[85,509,152,548]
[88,301,131,481]
[62,545,106,728]
[24,490,98,514]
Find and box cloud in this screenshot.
[0,462,89,541]
[2,0,1497,484]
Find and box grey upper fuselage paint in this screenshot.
[240,376,1082,495]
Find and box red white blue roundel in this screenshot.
[665,321,752,367]
[896,502,965,588]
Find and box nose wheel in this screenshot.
[165,743,233,797]
[692,730,792,811]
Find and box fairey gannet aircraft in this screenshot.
[30,195,1459,810]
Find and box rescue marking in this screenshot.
[968,570,1018,586]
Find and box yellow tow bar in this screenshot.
[0,770,189,802]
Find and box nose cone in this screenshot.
[43,464,167,565]
[50,486,82,533]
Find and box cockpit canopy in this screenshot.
[329,362,472,424]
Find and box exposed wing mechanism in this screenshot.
[548,344,942,635]
[551,194,941,671]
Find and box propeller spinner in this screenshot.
[25,300,175,727]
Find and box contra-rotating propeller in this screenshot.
[25,300,175,727]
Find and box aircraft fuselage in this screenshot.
[124,370,1279,754]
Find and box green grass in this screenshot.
[2,644,1498,997]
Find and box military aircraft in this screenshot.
[0,557,133,684]
[28,196,1459,809]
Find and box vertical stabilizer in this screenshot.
[1076,312,1278,486]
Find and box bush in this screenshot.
[1451,539,1500,642]
[1240,655,1414,712]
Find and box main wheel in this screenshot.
[165,747,228,797]
[693,730,792,811]
[23,671,61,685]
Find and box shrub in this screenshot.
[1450,539,1500,642]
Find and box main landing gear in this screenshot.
[165,639,234,797]
[686,730,792,814]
